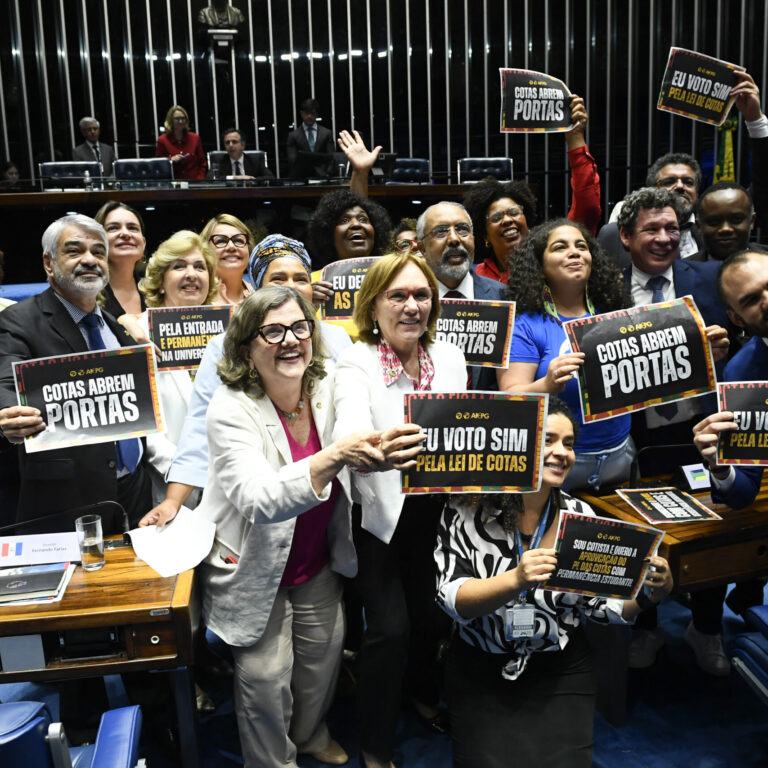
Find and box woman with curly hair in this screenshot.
[463,95,601,284]
[498,219,634,490]
[435,398,673,768]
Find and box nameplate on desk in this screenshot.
[0,532,80,566]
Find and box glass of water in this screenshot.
[75,514,105,572]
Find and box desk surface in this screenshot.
[579,482,768,591]
[0,544,195,680]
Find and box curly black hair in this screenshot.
[462,176,539,266]
[508,218,629,316]
[306,189,392,264]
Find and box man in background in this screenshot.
[209,127,274,180]
[287,98,336,177]
[72,116,115,176]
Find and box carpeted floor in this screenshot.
[2,586,767,767]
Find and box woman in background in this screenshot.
[155,104,206,179]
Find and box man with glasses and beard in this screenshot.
[417,201,504,390]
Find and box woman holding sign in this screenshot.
[137,230,220,503]
[197,285,387,767]
[499,219,634,490]
[435,399,673,768]
[333,251,467,768]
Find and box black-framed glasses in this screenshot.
[423,222,472,240]
[210,233,249,249]
[252,319,315,345]
[486,206,525,224]
[380,287,434,306]
[394,238,419,253]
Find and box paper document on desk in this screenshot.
[129,506,215,577]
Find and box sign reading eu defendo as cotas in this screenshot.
[717,381,768,466]
[436,299,515,368]
[12,345,164,452]
[657,47,744,126]
[562,296,716,423]
[401,392,548,494]
[148,304,233,371]
[320,257,378,321]
[499,69,573,132]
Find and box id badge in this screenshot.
[505,605,535,640]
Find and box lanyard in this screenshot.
[513,499,551,604]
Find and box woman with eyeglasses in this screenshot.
[390,217,419,254]
[155,104,206,179]
[463,95,601,284]
[332,252,467,768]
[200,213,254,305]
[196,285,389,767]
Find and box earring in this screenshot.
[372,319,379,335]
[485,240,490,248]
[159,288,165,294]
[248,367,259,380]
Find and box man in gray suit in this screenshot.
[72,117,115,176]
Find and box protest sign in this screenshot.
[13,345,163,452]
[563,296,716,422]
[320,257,378,321]
[436,299,515,368]
[546,513,664,600]
[401,392,547,493]
[717,381,768,466]
[617,487,721,524]
[148,304,232,371]
[500,69,573,132]
[657,47,744,126]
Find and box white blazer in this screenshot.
[332,340,467,544]
[196,373,354,647]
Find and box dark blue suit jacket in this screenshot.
[469,270,506,391]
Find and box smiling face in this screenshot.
[541,412,576,488]
[655,163,698,211]
[697,188,755,261]
[485,196,529,267]
[240,299,312,395]
[103,208,146,267]
[333,206,374,259]
[541,225,592,290]
[44,225,109,301]
[211,223,250,280]
[371,261,432,355]
[419,202,475,289]
[161,249,210,307]
[261,256,313,302]
[172,110,188,134]
[619,206,680,275]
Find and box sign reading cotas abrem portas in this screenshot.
[436,299,515,368]
[401,392,547,494]
[148,305,233,371]
[562,296,716,423]
[13,345,164,452]
[320,257,378,321]
[717,381,768,466]
[499,69,573,132]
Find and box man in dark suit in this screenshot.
[209,127,274,179]
[417,201,505,390]
[286,98,336,177]
[72,116,115,176]
[0,214,151,533]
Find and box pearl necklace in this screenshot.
[279,399,305,421]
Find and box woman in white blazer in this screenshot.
[137,230,220,504]
[332,252,467,768]
[196,286,386,768]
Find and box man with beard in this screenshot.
[0,214,151,531]
[417,201,504,390]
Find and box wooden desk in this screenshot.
[578,483,768,592]
[0,542,200,767]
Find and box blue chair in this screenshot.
[114,158,173,188]
[456,157,513,183]
[39,162,102,189]
[731,605,768,705]
[0,701,143,768]
[385,158,430,184]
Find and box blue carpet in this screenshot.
[3,587,767,766]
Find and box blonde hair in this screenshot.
[139,230,220,307]
[164,104,191,134]
[199,213,253,267]
[353,251,441,345]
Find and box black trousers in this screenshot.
[353,497,450,762]
[446,630,596,768]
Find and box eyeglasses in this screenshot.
[394,238,418,253]
[209,234,249,249]
[423,223,472,240]
[253,319,314,345]
[487,206,525,224]
[380,287,434,306]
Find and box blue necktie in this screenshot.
[80,313,141,473]
[307,126,316,151]
[647,275,667,304]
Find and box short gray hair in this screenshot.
[41,214,107,262]
[416,201,472,240]
[79,116,99,131]
[616,187,687,235]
